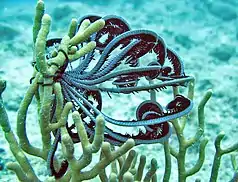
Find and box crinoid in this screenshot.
[46,15,194,178]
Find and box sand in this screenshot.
[0,0,237,181]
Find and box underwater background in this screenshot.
[0,0,237,181]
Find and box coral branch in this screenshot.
[210,132,238,182]
[0,80,39,182]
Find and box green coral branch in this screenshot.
[231,153,238,172]
[32,0,44,44]
[67,18,78,39]
[186,89,212,147]
[106,149,157,182]
[0,80,39,182]
[210,132,238,182]
[16,74,43,158]
[134,155,146,181]
[186,137,208,176]
[168,77,238,182]
[168,78,212,182]
[69,19,105,46]
[60,111,136,181]
[163,140,172,182]
[118,150,137,181]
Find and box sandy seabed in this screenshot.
[0,0,237,181]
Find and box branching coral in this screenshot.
[0,0,157,181]
[1,77,158,182]
[161,79,238,182]
[1,0,238,182]
[163,80,210,182]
